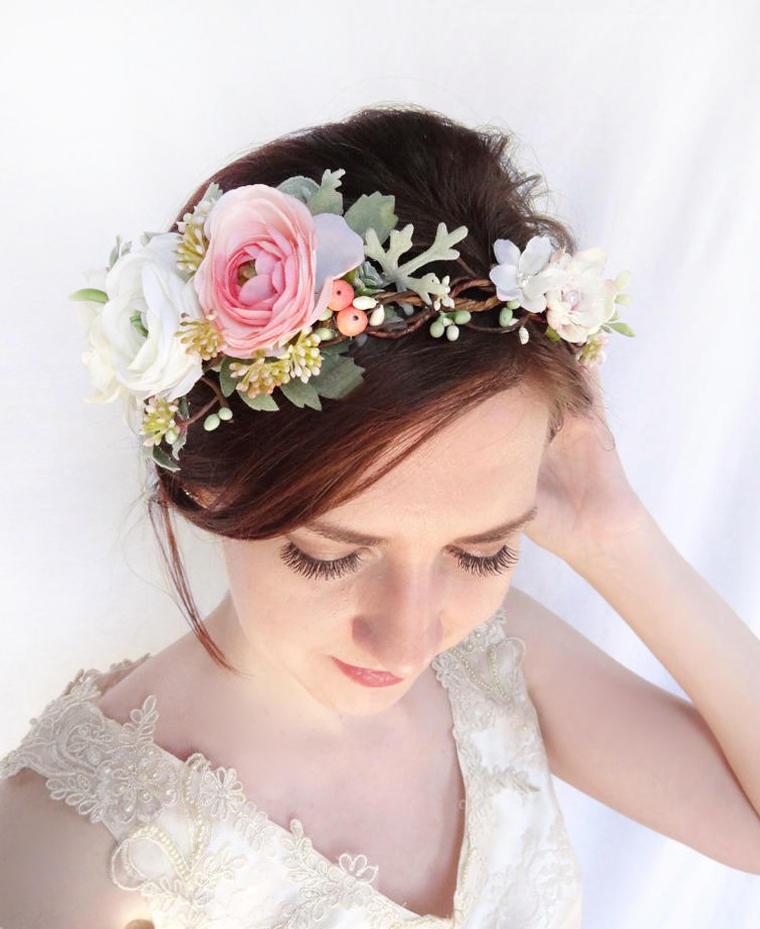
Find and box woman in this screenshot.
[1,104,758,929]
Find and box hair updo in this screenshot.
[146,103,594,674]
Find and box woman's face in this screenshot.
[203,385,551,735]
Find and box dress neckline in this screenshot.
[85,630,484,926]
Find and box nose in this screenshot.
[353,565,446,678]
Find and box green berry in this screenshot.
[315,327,335,341]
[203,413,220,431]
[218,406,233,421]
[446,324,460,341]
[453,310,471,324]
[429,320,445,338]
[507,299,521,310]
[164,428,178,444]
[499,307,514,327]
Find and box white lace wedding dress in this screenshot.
[0,606,583,929]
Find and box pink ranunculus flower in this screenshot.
[193,184,365,357]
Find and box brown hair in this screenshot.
[145,103,594,674]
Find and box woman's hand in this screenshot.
[524,365,651,566]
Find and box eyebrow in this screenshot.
[302,504,539,548]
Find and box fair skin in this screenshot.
[188,380,550,744]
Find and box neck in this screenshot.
[196,591,426,746]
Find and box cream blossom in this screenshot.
[78,233,205,404]
[544,248,620,344]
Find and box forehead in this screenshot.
[316,386,550,538]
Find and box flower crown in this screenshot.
[69,167,634,473]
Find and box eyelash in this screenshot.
[279,540,520,581]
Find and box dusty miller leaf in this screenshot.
[344,191,398,245]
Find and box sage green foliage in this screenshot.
[150,444,180,472]
[605,321,635,336]
[107,234,132,272]
[68,287,108,304]
[343,191,398,246]
[239,392,280,412]
[218,355,249,398]
[277,167,346,215]
[345,261,390,295]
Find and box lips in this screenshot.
[332,657,404,687]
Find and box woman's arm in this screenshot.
[571,505,760,819]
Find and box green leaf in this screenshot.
[170,429,188,460]
[319,339,351,356]
[238,391,280,411]
[130,312,149,337]
[279,378,323,410]
[218,356,249,398]
[350,259,390,293]
[305,168,345,216]
[177,396,190,419]
[107,235,123,271]
[276,175,320,203]
[381,305,404,324]
[344,191,398,246]
[151,444,181,472]
[107,234,132,271]
[544,326,562,342]
[310,352,366,400]
[139,231,164,247]
[607,321,636,337]
[69,287,108,303]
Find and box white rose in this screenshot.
[544,248,618,344]
[78,233,205,404]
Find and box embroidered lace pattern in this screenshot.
[0,605,582,929]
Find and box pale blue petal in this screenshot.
[519,236,554,276]
[489,263,521,301]
[313,213,366,291]
[493,238,521,267]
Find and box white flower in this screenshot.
[488,235,569,312]
[76,268,122,403]
[543,248,618,344]
[77,233,205,404]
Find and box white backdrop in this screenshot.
[1,1,759,925]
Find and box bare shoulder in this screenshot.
[499,584,585,698]
[0,766,153,929]
[93,633,203,759]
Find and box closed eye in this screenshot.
[279,541,520,582]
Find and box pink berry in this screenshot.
[335,307,368,336]
[328,278,355,311]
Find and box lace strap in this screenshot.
[0,657,179,839]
